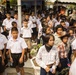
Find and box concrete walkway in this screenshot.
[5,59,35,75]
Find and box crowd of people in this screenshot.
[0,8,76,75]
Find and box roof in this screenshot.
[46,0,76,3]
[59,0,76,3]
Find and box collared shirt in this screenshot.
[0,34,7,50]
[57,42,67,58]
[7,37,27,53]
[36,18,42,33]
[13,18,19,26]
[8,27,21,39]
[21,27,33,38]
[23,20,33,29]
[29,16,37,28]
[36,45,59,69]
[2,18,13,30]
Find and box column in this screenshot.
[17,0,21,28]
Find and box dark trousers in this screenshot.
[40,68,54,75]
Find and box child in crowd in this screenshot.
[53,25,65,47]
[29,11,38,41]
[37,26,52,44]
[2,12,13,37]
[0,26,7,75]
[36,34,59,75]
[7,27,27,75]
[13,13,18,26]
[68,28,75,62]
[57,34,70,72]
[8,21,20,39]
[21,19,33,60]
[68,28,75,43]
[48,21,54,34]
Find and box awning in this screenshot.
[46,0,76,3]
[59,0,76,3]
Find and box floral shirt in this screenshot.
[57,42,67,58]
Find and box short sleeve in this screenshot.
[21,28,23,34]
[3,35,7,44]
[21,38,27,49]
[6,40,11,49]
[2,20,6,26]
[71,39,76,50]
[30,29,33,33]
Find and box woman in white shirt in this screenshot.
[36,34,59,75]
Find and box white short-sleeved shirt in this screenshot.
[0,34,7,50]
[29,16,37,28]
[23,20,33,29]
[2,18,13,30]
[36,18,42,33]
[21,27,33,38]
[7,37,27,53]
[71,39,76,50]
[13,19,20,28]
[8,27,21,39]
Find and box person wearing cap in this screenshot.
[57,34,70,72]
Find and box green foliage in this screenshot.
[58,68,69,75]
[10,0,17,6]
[30,44,42,56]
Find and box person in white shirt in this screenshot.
[69,58,76,75]
[70,37,76,75]
[55,16,61,27]
[36,34,59,75]
[71,38,76,63]
[7,27,27,75]
[36,14,42,40]
[13,13,18,27]
[8,21,21,39]
[23,13,33,29]
[29,11,38,41]
[0,26,7,75]
[21,19,33,59]
[2,12,13,31]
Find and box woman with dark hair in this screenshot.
[36,34,59,75]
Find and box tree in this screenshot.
[10,0,17,6]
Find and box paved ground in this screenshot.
[5,59,35,75]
